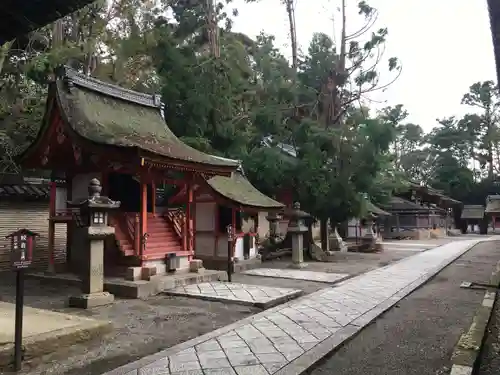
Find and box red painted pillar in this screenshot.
[151,181,156,217]
[186,183,193,260]
[192,190,197,258]
[47,181,56,273]
[139,180,148,261]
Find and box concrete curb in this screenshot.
[449,257,500,375]
[0,319,112,368]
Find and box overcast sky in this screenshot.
[231,0,496,132]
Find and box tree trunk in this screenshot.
[487,114,494,179]
[320,218,330,251]
[0,40,13,76]
[284,0,298,71]
[321,0,346,129]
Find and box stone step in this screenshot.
[104,269,226,298]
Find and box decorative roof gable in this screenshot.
[20,66,239,172]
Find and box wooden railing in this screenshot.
[165,207,185,239]
[109,212,140,256]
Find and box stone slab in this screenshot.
[68,291,115,309]
[0,302,112,366]
[165,282,303,308]
[27,268,226,299]
[101,238,488,375]
[242,268,350,284]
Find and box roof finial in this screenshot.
[88,178,102,198]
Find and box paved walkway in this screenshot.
[104,238,487,375]
[165,282,302,308]
[310,239,500,375]
[242,269,349,283]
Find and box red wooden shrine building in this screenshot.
[19,66,283,277]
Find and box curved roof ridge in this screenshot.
[58,66,162,109]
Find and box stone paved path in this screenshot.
[242,269,349,283]
[104,238,487,375]
[380,242,433,252]
[165,282,302,308]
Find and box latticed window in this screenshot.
[93,211,105,225]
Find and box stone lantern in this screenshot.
[67,178,121,309]
[362,212,377,247]
[287,202,309,269]
[266,211,280,243]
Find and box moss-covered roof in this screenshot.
[206,172,284,210]
[53,67,238,170]
[461,205,485,219]
[0,0,96,45]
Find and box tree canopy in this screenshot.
[0,0,497,229]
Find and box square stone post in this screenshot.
[362,214,378,250]
[68,178,121,309]
[287,202,309,269]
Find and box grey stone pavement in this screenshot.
[309,238,500,375]
[104,237,490,375]
[242,269,349,283]
[165,282,303,308]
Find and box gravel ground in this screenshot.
[307,240,500,375]
[0,276,258,375]
[0,244,437,375]
[474,286,500,374]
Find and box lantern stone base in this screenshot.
[68,291,115,309]
[289,262,308,269]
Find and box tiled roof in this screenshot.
[0,183,50,200]
[383,197,433,212]
[461,205,485,219]
[261,136,298,158]
[365,200,391,216]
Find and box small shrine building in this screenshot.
[19,66,283,278]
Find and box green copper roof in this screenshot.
[207,173,284,210]
[55,68,238,169]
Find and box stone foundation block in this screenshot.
[124,267,142,281]
[189,259,204,273]
[68,291,114,309]
[141,266,157,280]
